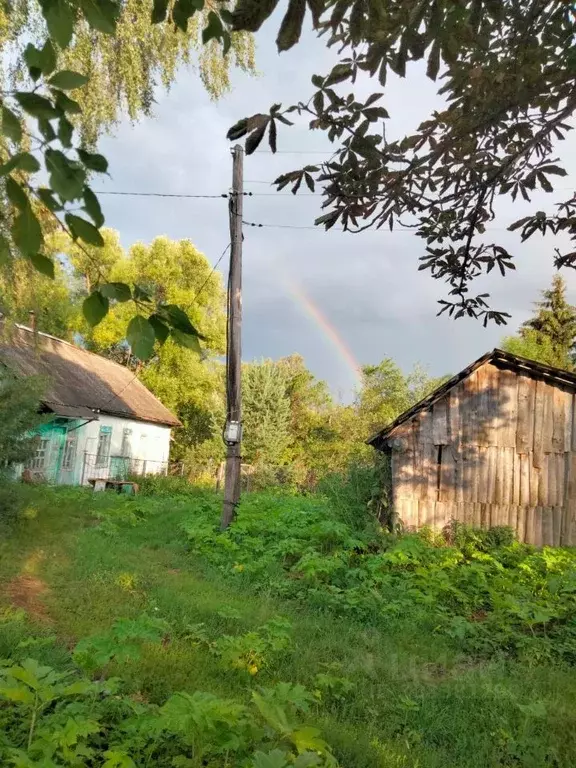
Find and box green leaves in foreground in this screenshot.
[81,290,204,360]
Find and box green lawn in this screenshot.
[1,485,575,767]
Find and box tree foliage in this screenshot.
[359,359,448,436]
[1,1,255,144]
[242,359,292,467]
[0,370,45,466]
[501,274,576,371]
[229,0,576,325]
[0,0,244,361]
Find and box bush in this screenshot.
[134,474,206,497]
[0,656,339,767]
[181,492,576,664]
[317,456,390,530]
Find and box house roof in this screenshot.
[367,348,576,450]
[0,324,181,427]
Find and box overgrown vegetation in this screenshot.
[1,485,576,766]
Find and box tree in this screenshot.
[53,231,227,455]
[0,371,45,466]
[501,329,569,370]
[242,360,292,467]
[2,1,256,144]
[0,255,80,340]
[0,1,243,361]
[358,359,447,436]
[229,1,576,326]
[501,274,576,370]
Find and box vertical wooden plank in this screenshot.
[486,446,497,504]
[494,447,505,507]
[419,406,434,444]
[483,363,499,446]
[432,398,449,445]
[499,369,518,448]
[448,386,462,452]
[508,504,518,533]
[470,445,479,502]
[552,386,566,454]
[419,499,433,528]
[501,447,514,505]
[473,501,482,528]
[516,375,535,454]
[553,506,562,547]
[461,370,479,446]
[529,462,540,508]
[556,453,565,508]
[533,507,543,547]
[542,383,555,454]
[538,454,549,506]
[542,507,554,547]
[478,446,489,503]
[439,446,456,502]
[519,453,531,506]
[512,451,521,505]
[548,452,558,507]
[516,504,525,543]
[412,418,426,502]
[533,381,545,468]
[454,451,464,504]
[528,507,535,544]
[563,390,573,453]
[475,365,490,447]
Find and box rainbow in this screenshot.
[285,279,363,390]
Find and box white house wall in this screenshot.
[74,415,172,484]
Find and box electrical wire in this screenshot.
[96,190,227,199]
[95,242,232,410]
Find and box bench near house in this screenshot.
[368,349,576,546]
[0,324,180,485]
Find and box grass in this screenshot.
[1,485,576,767]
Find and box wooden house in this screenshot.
[367,349,576,546]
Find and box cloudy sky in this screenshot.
[95,13,576,402]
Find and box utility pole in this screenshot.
[221,145,244,530]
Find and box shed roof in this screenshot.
[0,324,181,427]
[367,348,576,450]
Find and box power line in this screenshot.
[94,242,231,410]
[253,150,334,154]
[96,190,227,199]
[193,242,231,301]
[242,218,515,233]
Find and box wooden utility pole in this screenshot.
[221,145,244,529]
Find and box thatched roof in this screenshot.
[367,348,576,451]
[0,324,181,427]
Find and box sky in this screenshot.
[94,13,576,402]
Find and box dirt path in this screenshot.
[6,574,52,624]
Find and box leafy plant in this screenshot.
[211,617,293,675]
[72,615,168,674]
[0,657,339,767]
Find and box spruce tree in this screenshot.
[520,275,576,370]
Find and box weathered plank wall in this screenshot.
[389,361,576,545]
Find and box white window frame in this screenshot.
[29,438,49,470]
[61,433,77,471]
[95,426,112,468]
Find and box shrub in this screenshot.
[0,657,339,767]
[181,492,576,664]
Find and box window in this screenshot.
[95,426,112,468]
[121,427,132,458]
[61,434,77,471]
[29,438,49,470]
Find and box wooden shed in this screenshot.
[367,349,576,546]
